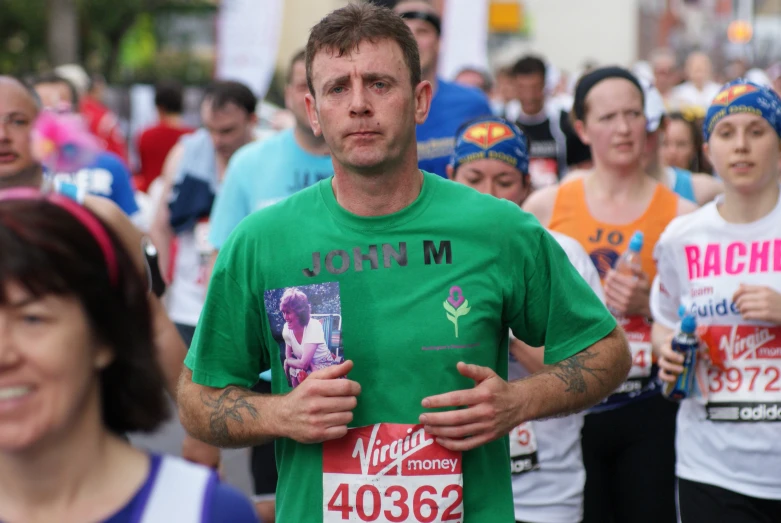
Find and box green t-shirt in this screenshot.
[186,171,616,522]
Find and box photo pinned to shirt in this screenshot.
[264,282,343,388]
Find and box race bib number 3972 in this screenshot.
[322,423,464,522]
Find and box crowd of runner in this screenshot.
[0,1,780,522]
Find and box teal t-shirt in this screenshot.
[186,172,616,522]
[208,129,334,250]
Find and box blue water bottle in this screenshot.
[663,307,699,401]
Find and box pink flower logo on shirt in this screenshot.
[443,286,471,338]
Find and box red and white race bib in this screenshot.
[323,423,464,522]
[619,316,653,379]
[528,158,559,189]
[508,421,539,475]
[700,325,781,422]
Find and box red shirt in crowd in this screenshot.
[81,95,129,166]
[134,123,194,193]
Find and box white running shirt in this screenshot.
[650,192,781,499]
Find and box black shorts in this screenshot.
[581,393,678,523]
[251,379,278,500]
[678,478,781,523]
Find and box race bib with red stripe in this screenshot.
[322,423,464,522]
[620,315,653,379]
[699,325,781,422]
[508,421,539,475]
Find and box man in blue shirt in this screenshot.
[394,0,492,177]
[208,50,333,250]
[32,74,139,219]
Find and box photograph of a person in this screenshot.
[264,282,343,388]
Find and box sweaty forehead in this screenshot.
[311,40,406,82]
[0,79,38,116]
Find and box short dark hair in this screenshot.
[512,56,547,82]
[305,3,421,95]
[202,80,257,115]
[286,49,307,85]
[154,79,185,114]
[0,196,170,435]
[31,73,80,106]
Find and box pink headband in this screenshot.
[0,188,119,286]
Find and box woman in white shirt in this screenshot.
[651,80,781,523]
[280,287,336,387]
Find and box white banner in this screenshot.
[216,0,284,97]
[438,0,489,80]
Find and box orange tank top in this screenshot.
[549,178,679,282]
[550,177,680,407]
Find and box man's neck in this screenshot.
[159,112,184,128]
[0,164,43,190]
[294,125,330,156]
[331,149,423,217]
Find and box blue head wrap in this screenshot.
[449,117,530,175]
[703,79,781,142]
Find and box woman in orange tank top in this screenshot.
[524,67,697,523]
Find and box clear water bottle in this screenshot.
[609,231,644,316]
[663,307,699,401]
[614,231,644,276]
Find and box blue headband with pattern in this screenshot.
[703,79,781,142]
[450,117,530,174]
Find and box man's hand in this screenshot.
[604,269,651,317]
[181,434,221,469]
[733,285,781,324]
[419,362,521,452]
[278,360,360,444]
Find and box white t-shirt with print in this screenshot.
[510,231,606,523]
[282,318,333,364]
[650,192,781,499]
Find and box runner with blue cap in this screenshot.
[653,79,781,523]
[446,116,531,206]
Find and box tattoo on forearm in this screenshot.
[549,348,607,394]
[200,386,259,445]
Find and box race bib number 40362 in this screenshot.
[322,423,464,523]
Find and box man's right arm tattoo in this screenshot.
[549,346,608,394]
[200,386,259,446]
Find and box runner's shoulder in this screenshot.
[231,130,291,167]
[231,179,323,234]
[438,79,491,109]
[432,173,543,234]
[659,200,716,245]
[520,183,560,227]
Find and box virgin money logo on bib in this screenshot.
[323,423,464,522]
[705,325,781,361]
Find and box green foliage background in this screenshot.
[0,0,217,84]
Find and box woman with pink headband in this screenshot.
[0,189,259,523]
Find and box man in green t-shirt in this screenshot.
[178,4,631,522]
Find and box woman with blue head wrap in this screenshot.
[652,79,781,522]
